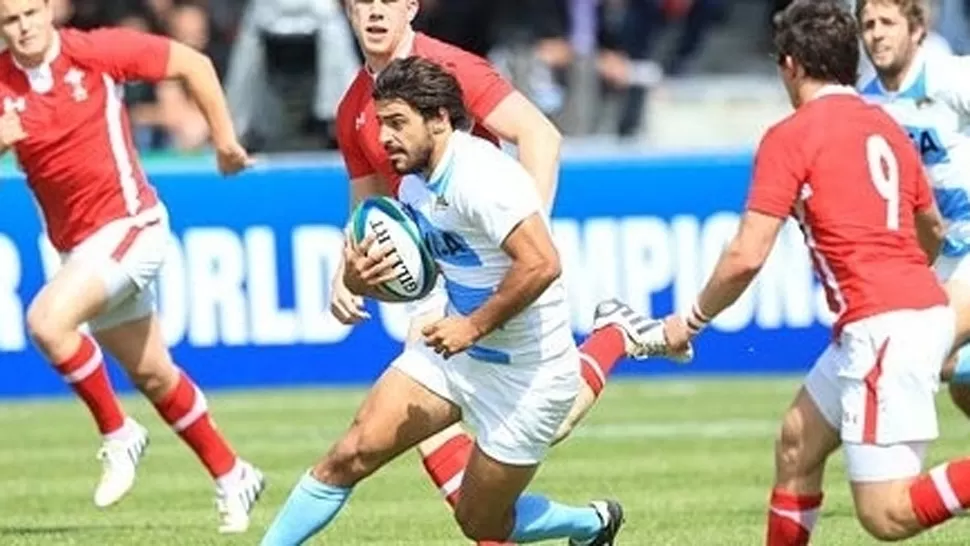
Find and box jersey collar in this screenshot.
[426,131,463,195]
[364,29,417,80]
[12,30,61,72]
[811,84,858,100]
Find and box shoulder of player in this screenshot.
[335,71,371,123]
[54,28,118,73]
[452,132,526,189]
[413,32,490,75]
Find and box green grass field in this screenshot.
[3,378,970,545]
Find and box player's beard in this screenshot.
[393,139,434,176]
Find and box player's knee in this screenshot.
[25,301,72,357]
[126,356,179,400]
[775,411,816,478]
[315,426,386,487]
[855,495,920,542]
[454,503,508,542]
[949,382,970,420]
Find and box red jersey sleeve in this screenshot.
[446,50,514,121]
[746,123,806,218]
[80,28,171,83]
[335,95,375,179]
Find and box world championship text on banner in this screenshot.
[0,152,832,398]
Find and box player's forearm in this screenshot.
[695,244,763,320]
[468,256,561,337]
[515,121,562,210]
[166,43,236,146]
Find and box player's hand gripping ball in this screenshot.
[348,196,438,302]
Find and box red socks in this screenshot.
[766,489,822,546]
[578,325,626,396]
[910,460,970,528]
[153,371,237,478]
[55,334,126,435]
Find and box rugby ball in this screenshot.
[349,196,437,302]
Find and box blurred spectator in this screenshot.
[224,0,359,152]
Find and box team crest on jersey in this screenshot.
[64,68,88,102]
[355,112,366,130]
[3,96,25,114]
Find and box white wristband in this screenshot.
[684,303,711,335]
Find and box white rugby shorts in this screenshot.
[60,205,170,331]
[804,305,955,481]
[392,342,580,465]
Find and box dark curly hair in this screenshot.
[772,0,860,86]
[372,57,472,131]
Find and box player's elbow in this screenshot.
[729,246,766,281]
[166,41,217,81]
[530,251,562,289]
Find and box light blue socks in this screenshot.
[260,472,352,546]
[509,494,603,543]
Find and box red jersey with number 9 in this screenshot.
[746,87,947,333]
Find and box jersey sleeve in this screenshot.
[451,149,543,246]
[446,50,514,122]
[80,28,171,83]
[746,124,806,218]
[335,99,376,179]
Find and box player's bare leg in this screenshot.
[95,312,265,533]
[452,445,623,544]
[25,260,137,508]
[766,388,840,546]
[261,367,462,545]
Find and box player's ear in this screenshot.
[407,0,419,22]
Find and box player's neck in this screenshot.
[425,129,456,179]
[364,29,416,75]
[877,66,910,92]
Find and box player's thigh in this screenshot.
[454,349,580,467]
[321,347,463,484]
[454,445,538,537]
[846,444,927,539]
[32,208,170,337]
[26,257,112,338]
[838,307,953,450]
[773,343,842,490]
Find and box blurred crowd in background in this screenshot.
[46,0,970,154]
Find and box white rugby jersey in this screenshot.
[397,130,573,364]
[859,48,970,256]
